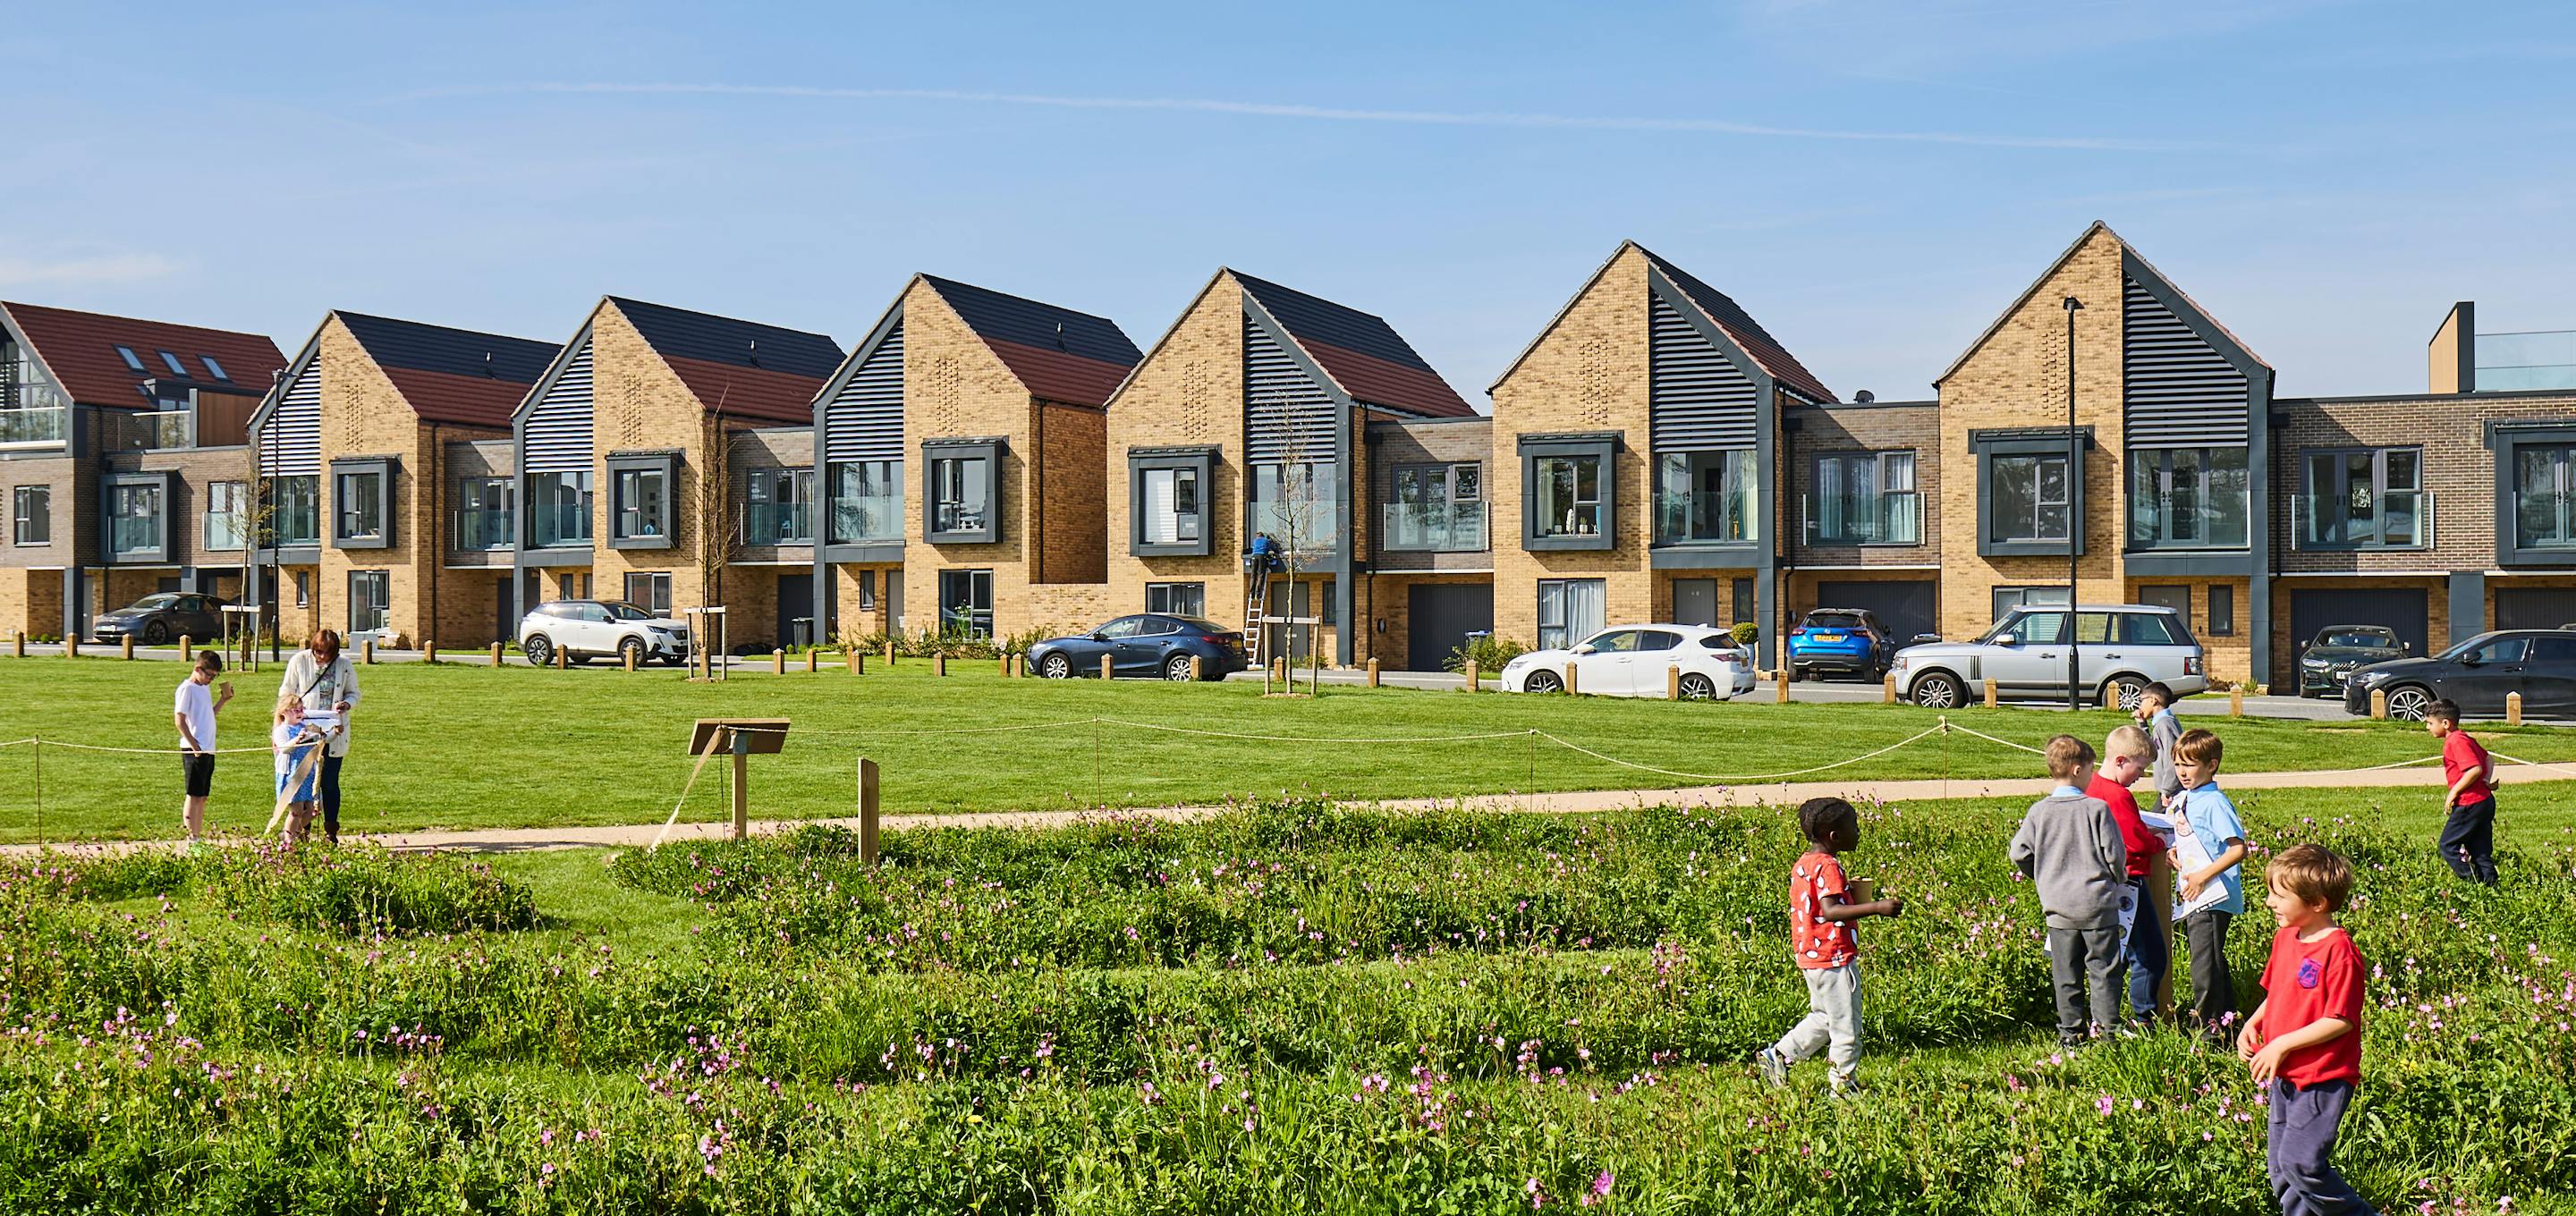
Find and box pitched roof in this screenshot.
[1231,272,1474,418]
[0,301,284,408]
[334,311,560,430]
[920,275,1140,408]
[1934,222,2271,386]
[1632,245,1835,404]
[606,297,843,425]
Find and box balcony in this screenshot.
[743,501,815,546]
[1652,489,1759,545]
[1801,491,1922,545]
[450,506,513,551]
[0,404,64,449]
[830,494,903,545]
[2126,489,2251,552]
[2479,331,2576,393]
[2292,492,2431,551]
[1378,500,1487,553]
[131,410,193,450]
[108,514,163,559]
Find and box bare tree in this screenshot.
[691,396,741,676]
[1250,406,1336,697]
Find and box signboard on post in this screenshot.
[686,718,788,839]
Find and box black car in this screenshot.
[91,592,227,646]
[1027,614,1250,681]
[2295,626,2408,697]
[2344,629,2576,721]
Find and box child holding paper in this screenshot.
[2171,728,2250,1036]
[272,694,326,842]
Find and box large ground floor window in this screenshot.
[623,571,673,615]
[348,570,389,634]
[1147,581,1205,618]
[937,568,993,638]
[1537,578,1606,651]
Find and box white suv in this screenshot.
[518,600,691,667]
[1890,604,2207,710]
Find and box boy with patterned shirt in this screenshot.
[2240,844,2377,1216]
[1758,797,1904,1096]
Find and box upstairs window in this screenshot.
[199,355,229,382]
[2128,446,2250,550]
[606,453,676,548]
[203,481,247,551]
[332,462,389,548]
[1141,466,1200,545]
[1809,451,1918,545]
[924,439,1002,545]
[744,468,815,545]
[157,350,189,377]
[1385,461,1484,553]
[2298,447,2423,549]
[827,460,902,545]
[114,346,146,373]
[12,486,49,545]
[527,471,591,548]
[1654,450,1758,545]
[1990,453,2071,544]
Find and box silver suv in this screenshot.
[517,599,691,667]
[1891,604,2208,710]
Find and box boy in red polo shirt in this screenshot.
[2091,724,2168,1022]
[1757,797,1904,1097]
[2240,844,2377,1216]
[2426,698,2497,885]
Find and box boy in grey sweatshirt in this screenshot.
[2010,734,2131,1045]
[2138,681,2185,813]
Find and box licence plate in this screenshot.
[1813,633,1844,643]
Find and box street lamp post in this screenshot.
[2063,295,2084,712]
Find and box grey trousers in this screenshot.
[2267,1079,2377,1215]
[1773,961,1861,1085]
[2183,909,2238,1032]
[2046,925,2123,1043]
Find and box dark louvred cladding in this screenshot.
[919,275,1140,408]
[335,311,559,430]
[1232,273,1473,418]
[1,301,285,407]
[606,296,843,425]
[1632,248,1835,405]
[2121,274,2250,448]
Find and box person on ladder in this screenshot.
[1245,532,1282,663]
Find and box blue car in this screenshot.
[1786,608,1897,682]
[1027,614,1250,681]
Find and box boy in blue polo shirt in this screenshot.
[2172,727,2250,1036]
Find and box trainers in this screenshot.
[1757,1048,1788,1089]
[1826,1078,1860,1101]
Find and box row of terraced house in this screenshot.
[4,222,2574,690]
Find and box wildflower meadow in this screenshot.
[4,797,2573,1213]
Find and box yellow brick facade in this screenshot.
[1103,274,1253,636]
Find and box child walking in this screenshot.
[2011,735,2129,1044]
[2425,698,2498,885]
[2240,844,2378,1215]
[1758,797,1904,1096]
[172,650,234,848]
[2092,724,2170,1020]
[271,694,326,842]
[2173,728,2250,1035]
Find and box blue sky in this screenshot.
[4,1,2571,401]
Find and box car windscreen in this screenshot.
[2318,629,2393,649]
[1173,617,1232,634]
[601,602,654,621]
[1801,612,1866,631]
[127,595,179,611]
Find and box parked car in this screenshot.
[2295,626,2409,698]
[91,592,226,646]
[1785,608,1898,682]
[1891,604,2207,710]
[1026,614,1248,680]
[1497,624,1756,699]
[517,600,691,667]
[2343,629,2576,721]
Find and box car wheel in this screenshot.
[2100,675,2149,712]
[1911,671,1962,709]
[1678,672,1718,701]
[141,620,170,646]
[621,638,646,668]
[522,635,553,667]
[1039,653,1073,680]
[1524,670,1563,695]
[1786,663,1805,683]
[1164,654,1198,681]
[2383,685,2434,722]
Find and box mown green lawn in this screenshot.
[4,654,2572,841]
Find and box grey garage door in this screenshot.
[1814,580,1937,644]
[2288,587,2428,660]
[1408,583,1493,672]
[2495,587,2576,632]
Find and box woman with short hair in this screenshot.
[277,629,361,843]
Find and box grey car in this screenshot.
[1890,604,2210,710]
[91,592,226,646]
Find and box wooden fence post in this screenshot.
[1983,680,2000,709]
[848,648,864,675]
[2229,686,2244,717]
[122,636,133,660]
[178,634,191,658]
[1102,654,1114,680]
[1563,661,1578,695]
[555,644,569,671]
[1666,665,1682,700]
[1775,670,1791,704]
[806,648,818,673]
[362,638,376,664]
[2369,688,2388,720]
[490,641,504,668]
[1366,658,1381,688]
[623,646,638,673]
[1882,674,1897,704]
[423,639,436,664]
[934,653,947,678]
[857,756,881,865]
[1463,659,1479,691]
[65,635,77,659]
[12,632,21,657]
[885,639,896,667]
[1191,654,1204,680]
[772,649,785,675]
[999,652,1011,678]
[2508,690,2524,726]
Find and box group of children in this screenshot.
[1758,683,2504,1216]
[171,649,342,844]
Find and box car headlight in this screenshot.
[2353,669,2394,686]
[2301,657,2328,668]
[1891,655,1911,671]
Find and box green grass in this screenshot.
[4,654,2574,842]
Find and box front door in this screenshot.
[496,576,514,646]
[776,573,814,647]
[1266,581,1314,664]
[1672,579,1720,629]
[1984,610,2072,694]
[886,570,905,635]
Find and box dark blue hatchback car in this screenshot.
[1028,614,1250,681]
[1785,608,1898,682]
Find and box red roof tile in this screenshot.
[2,301,284,408]
[662,356,829,426]
[983,338,1131,408]
[1298,339,1478,418]
[379,366,530,431]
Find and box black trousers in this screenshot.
[2437,795,2497,885]
[320,754,344,842]
[2182,908,2236,1033]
